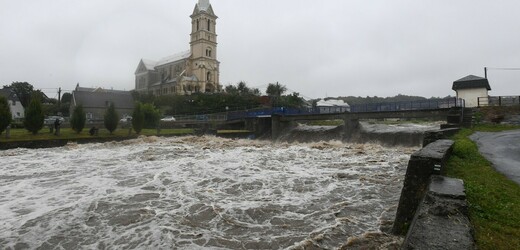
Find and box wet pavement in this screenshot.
[470,130,520,185]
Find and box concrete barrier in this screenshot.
[401,176,475,249]
[392,139,454,235]
[392,130,476,249]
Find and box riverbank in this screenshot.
[446,125,520,250]
[0,128,194,150]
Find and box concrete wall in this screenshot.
[392,132,476,249]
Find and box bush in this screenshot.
[24,96,44,134]
[0,96,12,134]
[142,103,161,129]
[104,103,119,134]
[70,105,86,133]
[132,102,145,134]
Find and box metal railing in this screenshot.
[478,96,520,107]
[226,98,464,121]
[350,97,463,113]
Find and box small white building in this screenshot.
[452,75,491,107]
[0,87,25,120]
[316,99,350,113]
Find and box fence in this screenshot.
[478,96,520,107]
[350,98,463,113]
[226,98,464,121]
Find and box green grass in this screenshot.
[446,125,520,250]
[0,128,194,142]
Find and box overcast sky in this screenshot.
[1,0,519,100]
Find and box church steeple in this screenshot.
[189,0,220,93]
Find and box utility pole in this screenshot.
[58,87,61,105]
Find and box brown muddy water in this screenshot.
[0,135,415,249]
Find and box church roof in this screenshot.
[192,0,216,17]
[197,0,210,11]
[156,50,191,67]
[452,75,491,90]
[141,59,157,70]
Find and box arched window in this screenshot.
[207,19,211,31]
[197,20,200,31]
[206,48,212,58]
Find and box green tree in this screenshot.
[103,102,119,134]
[24,95,44,134]
[132,102,145,134]
[266,82,287,97]
[70,105,86,133]
[142,103,161,129]
[5,82,34,108]
[61,93,72,103]
[0,96,12,135]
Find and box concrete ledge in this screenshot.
[392,139,454,235]
[402,176,475,250]
[422,128,460,147]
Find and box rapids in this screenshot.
[0,136,414,249]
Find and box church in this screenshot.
[134,0,221,96]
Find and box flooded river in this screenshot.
[0,136,414,249]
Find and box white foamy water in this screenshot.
[0,136,413,249]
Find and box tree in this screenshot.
[61,93,72,103]
[5,82,34,108]
[70,105,86,133]
[266,82,287,97]
[142,103,161,129]
[104,103,119,134]
[0,96,12,135]
[132,102,145,134]
[24,95,44,134]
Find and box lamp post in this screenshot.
[225,106,229,120]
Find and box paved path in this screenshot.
[470,129,520,185]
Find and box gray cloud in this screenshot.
[1,0,519,99]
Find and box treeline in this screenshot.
[133,82,306,116]
[326,94,454,105]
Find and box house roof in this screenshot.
[0,87,17,102]
[317,99,350,107]
[73,90,134,109]
[452,75,491,90]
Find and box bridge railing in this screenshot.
[221,98,465,121]
[350,98,464,113]
[478,96,520,107]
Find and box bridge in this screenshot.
[168,98,468,139]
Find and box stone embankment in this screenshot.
[392,133,475,249]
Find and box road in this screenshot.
[470,129,520,185]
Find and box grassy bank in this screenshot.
[446,125,520,250]
[0,128,194,142]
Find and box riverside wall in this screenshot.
[392,132,475,249]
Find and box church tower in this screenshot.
[189,0,220,93]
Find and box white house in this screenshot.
[452,75,491,107]
[316,99,350,113]
[0,87,25,120]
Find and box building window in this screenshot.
[197,20,199,30]
[206,48,212,58]
[207,72,211,81]
[207,19,210,31]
